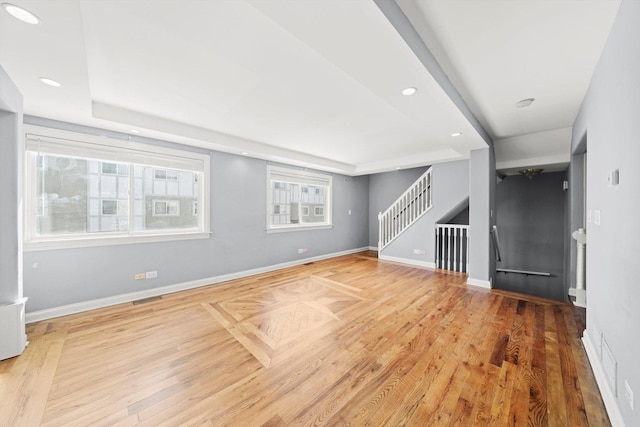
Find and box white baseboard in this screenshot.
[582,332,625,427]
[367,246,379,252]
[466,277,492,289]
[378,254,436,269]
[25,247,370,323]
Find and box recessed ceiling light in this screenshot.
[241,152,249,156]
[129,129,140,134]
[395,167,402,170]
[515,98,535,108]
[39,77,62,87]
[401,87,417,96]
[451,132,462,137]
[2,3,40,24]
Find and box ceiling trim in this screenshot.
[496,154,570,173]
[92,102,357,175]
[354,148,462,175]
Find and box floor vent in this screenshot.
[132,296,162,305]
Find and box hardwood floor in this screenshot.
[1,252,609,426]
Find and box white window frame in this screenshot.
[266,165,332,233]
[23,125,210,251]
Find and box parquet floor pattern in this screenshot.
[0,252,609,426]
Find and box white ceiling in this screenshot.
[0,0,621,176]
[398,0,621,174]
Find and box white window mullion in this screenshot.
[128,163,135,237]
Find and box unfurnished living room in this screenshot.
[1,1,638,426]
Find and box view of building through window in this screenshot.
[266,165,332,231]
[35,154,200,236]
[270,181,327,226]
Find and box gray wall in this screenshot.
[22,117,369,312]
[368,166,429,248]
[495,172,567,301]
[571,0,639,424]
[381,160,469,264]
[0,66,23,303]
[469,148,493,285]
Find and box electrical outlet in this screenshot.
[134,273,145,280]
[146,271,158,279]
[298,248,308,254]
[625,380,634,410]
[413,249,426,255]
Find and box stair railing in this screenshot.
[378,167,432,251]
[435,223,469,273]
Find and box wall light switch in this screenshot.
[594,210,601,226]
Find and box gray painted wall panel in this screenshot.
[22,118,369,312]
[469,148,491,284]
[0,66,23,303]
[571,1,639,424]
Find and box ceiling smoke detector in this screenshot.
[515,98,535,108]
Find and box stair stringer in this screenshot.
[380,159,469,267]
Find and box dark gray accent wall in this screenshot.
[571,1,639,424]
[447,206,469,225]
[0,66,23,303]
[22,117,369,312]
[367,167,429,248]
[495,172,567,301]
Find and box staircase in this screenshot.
[377,160,471,274]
[378,168,432,251]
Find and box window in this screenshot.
[101,199,127,216]
[24,125,210,250]
[152,200,180,216]
[266,165,332,232]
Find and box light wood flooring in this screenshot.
[1,252,609,426]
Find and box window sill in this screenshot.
[23,231,211,252]
[266,224,333,234]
